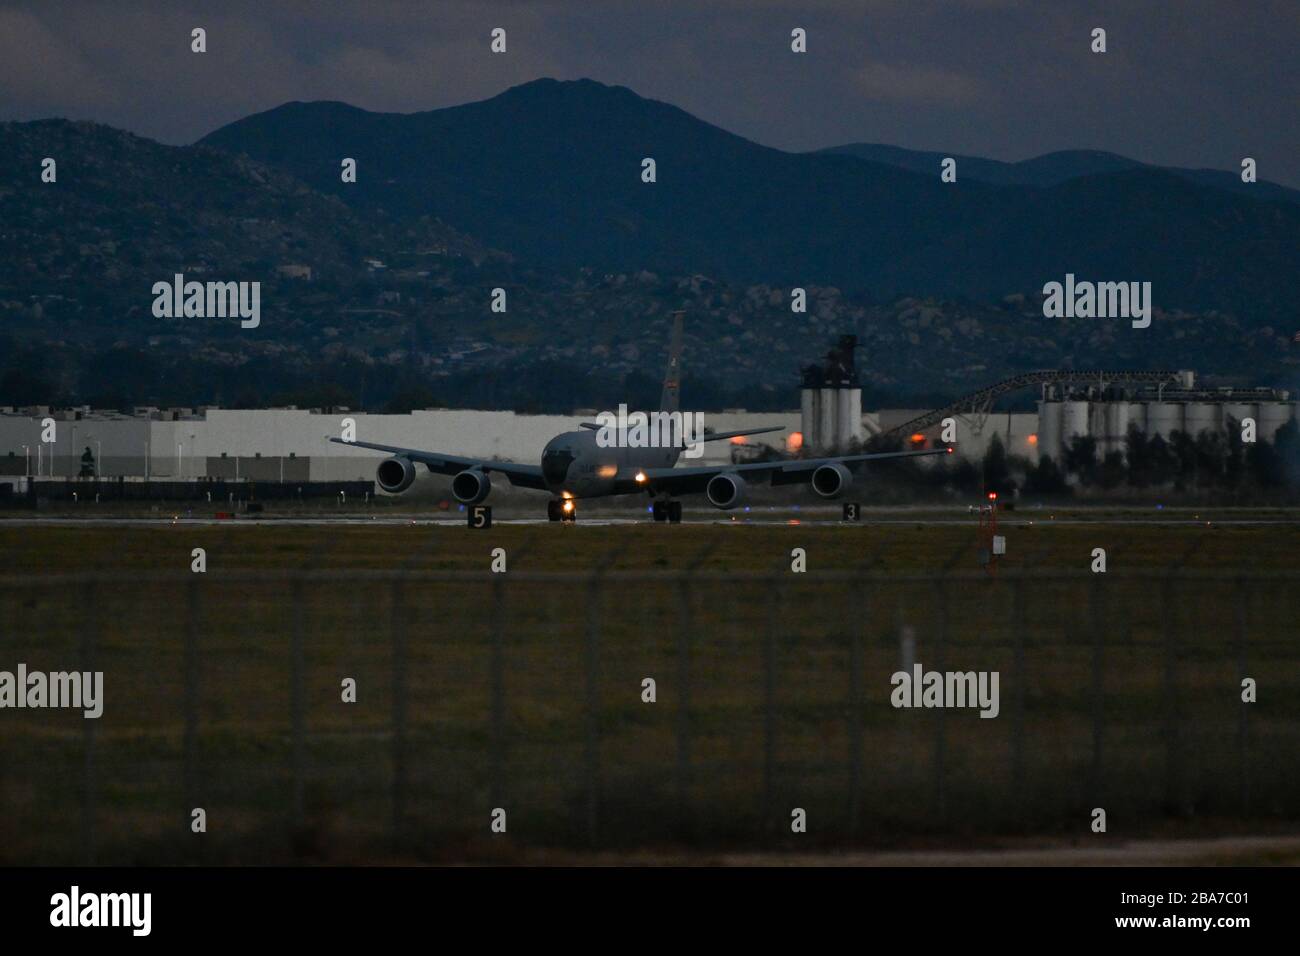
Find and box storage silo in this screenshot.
[799,335,861,455]
[1088,402,1109,448]
[1037,401,1063,462]
[1259,402,1294,442]
[1061,401,1090,450]
[836,387,862,448]
[1146,402,1184,441]
[1222,403,1258,438]
[1184,402,1219,440]
[1127,401,1148,435]
[817,388,836,453]
[1103,401,1130,457]
[800,388,819,453]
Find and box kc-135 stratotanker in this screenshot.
[330,314,950,522]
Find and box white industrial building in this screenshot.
[0,400,1082,488]
[5,371,1287,489]
[0,405,804,483]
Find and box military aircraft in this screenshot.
[329,314,950,522]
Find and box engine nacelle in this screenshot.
[705,472,746,510]
[451,468,491,505]
[811,462,853,499]
[376,456,418,494]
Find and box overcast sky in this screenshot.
[3,0,1298,185]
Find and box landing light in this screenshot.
[563,499,574,513]
[635,471,647,483]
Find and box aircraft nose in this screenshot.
[542,449,575,485]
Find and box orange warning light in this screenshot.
[787,431,804,451]
[1027,433,1038,446]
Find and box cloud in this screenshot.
[0,8,105,115]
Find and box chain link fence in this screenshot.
[1,569,1298,863]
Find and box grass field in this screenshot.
[1,515,1298,864]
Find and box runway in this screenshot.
[4,510,1300,528]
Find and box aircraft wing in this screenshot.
[328,438,550,490]
[628,447,952,495]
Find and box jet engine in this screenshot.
[705,472,746,510]
[376,456,418,494]
[451,468,492,504]
[811,462,853,498]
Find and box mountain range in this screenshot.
[200,78,1300,320]
[818,143,1300,205]
[2,78,1297,410]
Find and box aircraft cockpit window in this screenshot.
[542,448,576,484]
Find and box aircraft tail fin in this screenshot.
[660,310,684,414]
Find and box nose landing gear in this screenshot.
[652,499,682,523]
[549,498,577,522]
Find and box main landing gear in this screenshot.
[548,498,577,523]
[652,499,682,524]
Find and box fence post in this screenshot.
[848,581,866,839]
[763,575,779,835]
[1089,576,1105,800]
[1161,577,1179,812]
[675,575,693,828]
[1234,577,1250,815]
[183,578,201,861]
[390,579,407,846]
[80,581,97,866]
[583,576,602,847]
[490,575,506,814]
[1011,576,1026,812]
[290,580,306,830]
[933,580,948,823]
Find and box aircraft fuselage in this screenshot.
[541,429,679,498]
